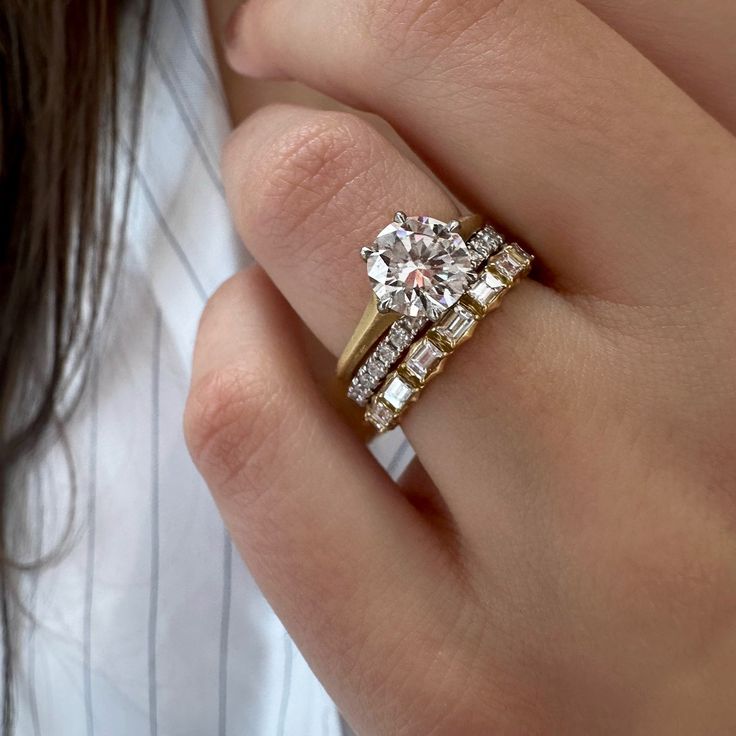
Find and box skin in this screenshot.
[191,1,736,733]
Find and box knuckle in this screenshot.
[363,0,521,65]
[359,0,580,128]
[226,108,379,246]
[184,362,288,505]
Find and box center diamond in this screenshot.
[365,215,474,321]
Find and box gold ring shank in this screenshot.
[336,295,399,381]
[336,214,483,382]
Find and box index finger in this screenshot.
[225,0,736,307]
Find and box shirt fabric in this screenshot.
[12,1,409,734]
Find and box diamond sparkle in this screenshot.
[365,216,474,321]
[380,374,415,411]
[467,225,504,266]
[432,304,477,348]
[405,338,445,382]
[467,269,507,312]
[365,400,395,432]
[491,243,531,281]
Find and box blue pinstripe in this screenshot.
[149,43,225,197]
[169,0,225,100]
[148,309,162,736]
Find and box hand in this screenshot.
[185,1,736,732]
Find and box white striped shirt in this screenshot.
[13,2,410,734]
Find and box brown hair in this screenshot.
[0,1,150,729]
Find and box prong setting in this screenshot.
[365,215,474,321]
[348,218,534,430]
[376,298,394,314]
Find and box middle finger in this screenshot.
[226,0,736,307]
[222,103,591,536]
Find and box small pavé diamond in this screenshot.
[348,381,372,406]
[467,269,507,311]
[403,316,428,335]
[388,323,412,350]
[377,340,400,364]
[468,235,490,262]
[470,233,490,253]
[365,400,394,432]
[365,355,386,378]
[479,226,504,251]
[380,374,416,411]
[405,339,445,382]
[433,304,477,348]
[467,225,503,266]
[357,365,380,390]
[467,247,487,268]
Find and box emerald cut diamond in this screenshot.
[365,400,395,432]
[380,374,416,411]
[491,243,531,281]
[405,339,445,382]
[432,304,477,348]
[467,269,507,312]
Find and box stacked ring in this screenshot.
[345,220,504,406]
[364,242,532,432]
[337,212,533,433]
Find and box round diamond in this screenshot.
[366,216,474,321]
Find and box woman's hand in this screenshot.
[185,1,736,732]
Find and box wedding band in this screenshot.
[365,242,532,432]
[337,212,533,432]
[345,218,505,406]
[337,213,492,379]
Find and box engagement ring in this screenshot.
[338,212,533,432]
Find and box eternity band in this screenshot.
[364,242,532,432]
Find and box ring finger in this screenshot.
[222,103,593,537]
